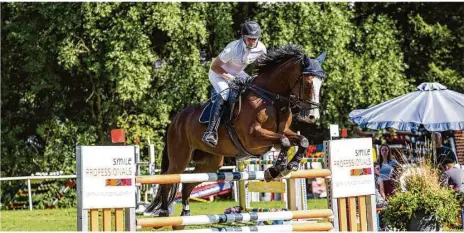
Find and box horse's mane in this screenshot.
[254,44,305,75]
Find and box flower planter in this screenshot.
[407,209,441,231]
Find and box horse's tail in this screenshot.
[160,135,169,174]
[144,131,179,216]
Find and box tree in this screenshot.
[1,2,237,180]
[355,2,464,93]
[255,2,409,136]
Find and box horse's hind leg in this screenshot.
[160,148,193,218]
[172,151,224,231]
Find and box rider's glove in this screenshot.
[232,77,247,87]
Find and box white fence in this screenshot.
[0,166,237,211]
[0,175,77,210]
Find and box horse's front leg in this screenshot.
[264,136,292,182]
[283,129,309,171]
[262,132,308,181]
[250,122,291,181]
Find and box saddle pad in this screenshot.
[199,101,213,124]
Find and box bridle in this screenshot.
[288,73,322,110]
[248,60,322,111]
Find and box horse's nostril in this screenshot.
[309,115,315,120]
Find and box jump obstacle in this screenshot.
[160,222,335,232]
[77,138,378,232]
[137,153,314,212]
[136,209,333,228]
[133,140,310,210]
[135,169,331,185]
[237,148,325,212]
[242,157,324,165]
[134,142,236,211]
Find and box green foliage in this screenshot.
[406,13,463,93]
[383,165,460,230]
[425,63,464,93]
[355,2,464,93]
[256,3,409,129]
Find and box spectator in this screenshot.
[374,162,388,208]
[440,158,464,195]
[378,144,400,198]
[435,132,458,165]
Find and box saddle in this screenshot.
[199,76,253,124]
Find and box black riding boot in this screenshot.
[202,96,225,148]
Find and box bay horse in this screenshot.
[145,44,326,229]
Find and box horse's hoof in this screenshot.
[287,161,299,171]
[280,136,291,148]
[159,210,169,217]
[264,168,280,182]
[275,164,285,172]
[180,209,191,216]
[264,169,273,182]
[172,225,185,231]
[299,137,309,148]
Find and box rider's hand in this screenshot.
[233,77,247,86]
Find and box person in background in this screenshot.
[374,162,387,207]
[378,144,400,198]
[374,162,388,231]
[435,132,458,165]
[440,158,464,195]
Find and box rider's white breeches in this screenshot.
[208,70,248,101]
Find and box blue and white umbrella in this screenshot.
[349,82,464,132]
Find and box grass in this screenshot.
[0,199,328,231]
[0,208,77,231]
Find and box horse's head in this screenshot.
[254,45,326,124]
[294,52,326,123]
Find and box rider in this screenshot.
[202,20,267,148]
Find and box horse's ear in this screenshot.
[316,52,327,64]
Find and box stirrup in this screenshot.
[202,133,218,148]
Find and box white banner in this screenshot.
[80,146,136,209]
[328,138,375,198]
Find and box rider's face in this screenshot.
[243,36,258,49]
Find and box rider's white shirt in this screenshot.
[215,39,266,77]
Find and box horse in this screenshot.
[144,44,326,230]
